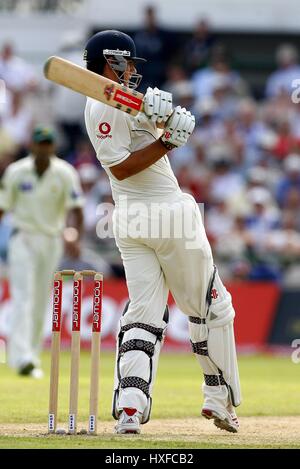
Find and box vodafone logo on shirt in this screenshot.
[99,122,111,134]
[97,122,112,139]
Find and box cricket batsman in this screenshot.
[84,30,241,434]
[0,126,84,377]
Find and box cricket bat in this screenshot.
[44,56,144,116]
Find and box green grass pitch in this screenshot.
[0,351,299,448]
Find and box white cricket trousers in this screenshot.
[7,230,63,369]
[113,191,217,413]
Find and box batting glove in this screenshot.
[160,106,195,150]
[143,86,173,124]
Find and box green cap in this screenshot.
[32,126,55,143]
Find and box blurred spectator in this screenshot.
[59,163,113,277]
[283,187,300,216]
[262,91,293,125]
[0,43,37,156]
[191,98,225,149]
[163,65,188,93]
[271,118,300,161]
[0,128,17,176]
[52,33,86,157]
[59,228,112,277]
[191,44,246,99]
[162,66,195,108]
[1,90,33,154]
[169,143,196,174]
[266,210,300,259]
[172,81,194,109]
[235,99,269,170]
[134,6,170,91]
[265,44,300,98]
[247,166,269,189]
[244,188,282,280]
[211,75,240,120]
[268,210,300,287]
[0,213,12,263]
[185,143,212,203]
[0,42,37,94]
[245,187,280,249]
[205,196,234,243]
[182,19,215,73]
[208,145,245,203]
[213,211,252,280]
[225,166,263,216]
[68,139,97,168]
[276,154,300,209]
[77,163,102,237]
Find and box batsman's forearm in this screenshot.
[109,139,168,180]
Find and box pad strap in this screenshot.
[189,317,206,324]
[121,323,164,341]
[119,339,155,358]
[191,340,208,356]
[204,374,227,386]
[120,376,150,398]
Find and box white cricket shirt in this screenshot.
[84,98,180,203]
[0,155,84,236]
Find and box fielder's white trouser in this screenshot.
[112,192,241,420]
[7,230,63,369]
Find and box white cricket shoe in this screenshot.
[115,408,142,434]
[30,367,44,379]
[201,404,239,433]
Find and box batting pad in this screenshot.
[189,269,241,408]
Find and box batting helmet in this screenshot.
[83,30,146,64]
[83,30,146,89]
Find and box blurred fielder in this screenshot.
[84,30,241,433]
[0,126,84,377]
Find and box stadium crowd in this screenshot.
[1,7,300,285]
